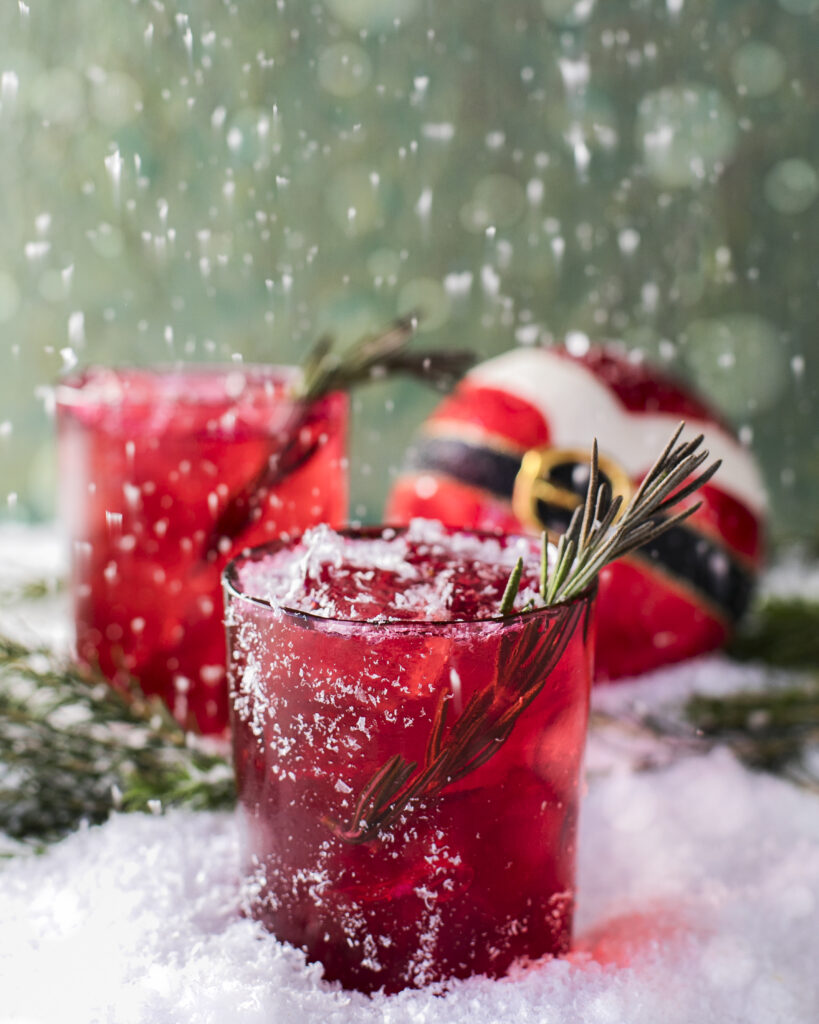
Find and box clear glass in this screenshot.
[224,528,595,994]
[56,365,348,735]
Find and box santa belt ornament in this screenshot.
[407,434,755,623]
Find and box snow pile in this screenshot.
[1,746,817,1023]
[2,527,819,1022]
[760,551,819,603]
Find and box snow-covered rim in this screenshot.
[222,524,597,630]
[54,362,303,407]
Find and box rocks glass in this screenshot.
[56,365,347,735]
[224,523,595,993]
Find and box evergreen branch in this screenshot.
[685,681,819,754]
[593,675,819,790]
[728,596,819,670]
[0,577,63,603]
[0,632,234,846]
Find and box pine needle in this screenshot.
[0,632,234,846]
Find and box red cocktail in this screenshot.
[224,521,595,993]
[56,366,347,735]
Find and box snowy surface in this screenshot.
[2,527,819,1023]
[760,552,819,603]
[3,755,818,1024]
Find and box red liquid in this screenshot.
[56,366,347,735]
[225,526,595,993]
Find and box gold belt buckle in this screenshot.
[512,445,634,534]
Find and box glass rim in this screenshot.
[223,524,597,631]
[54,362,320,408]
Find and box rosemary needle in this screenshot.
[332,422,722,844]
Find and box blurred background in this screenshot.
[0,0,816,544]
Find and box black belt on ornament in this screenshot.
[408,435,755,623]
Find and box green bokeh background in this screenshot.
[1,0,817,542]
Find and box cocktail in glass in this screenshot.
[56,365,347,735]
[224,521,595,993]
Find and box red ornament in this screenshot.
[386,345,767,680]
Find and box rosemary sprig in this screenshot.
[0,577,63,603]
[694,688,819,791]
[498,556,524,616]
[204,315,474,558]
[327,600,586,844]
[329,423,721,845]
[540,427,721,605]
[685,679,819,777]
[298,312,475,402]
[0,631,234,846]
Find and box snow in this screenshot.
[2,527,819,1022]
[760,553,819,603]
[235,520,548,620]
[2,752,817,1023]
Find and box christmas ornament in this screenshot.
[386,345,767,680]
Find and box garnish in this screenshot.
[326,600,586,844]
[728,596,819,670]
[685,680,819,784]
[297,312,474,403]
[329,422,721,845]
[498,555,524,616]
[536,423,720,605]
[205,314,474,558]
